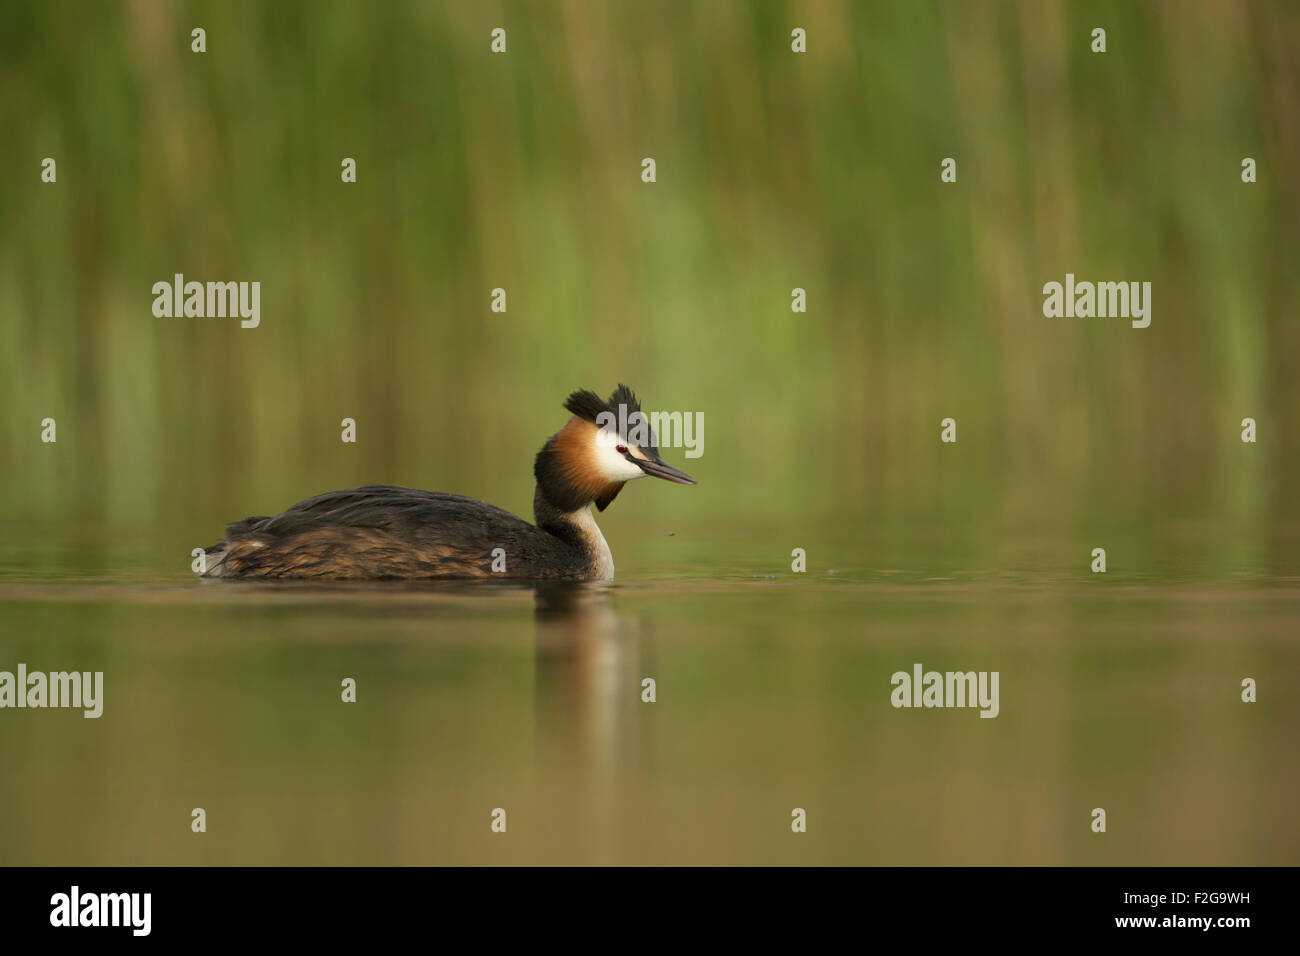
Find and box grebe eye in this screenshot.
[615,444,628,455]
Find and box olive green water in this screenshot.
[0,517,1296,866]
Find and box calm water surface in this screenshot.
[0,524,1296,865]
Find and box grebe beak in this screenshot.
[636,455,697,485]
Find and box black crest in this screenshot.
[562,384,646,420]
[560,384,657,450]
[606,384,643,418]
[562,389,609,424]
[607,384,657,451]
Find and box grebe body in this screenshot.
[200,386,694,581]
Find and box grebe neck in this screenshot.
[533,486,614,580]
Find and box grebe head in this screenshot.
[534,384,697,513]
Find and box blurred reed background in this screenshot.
[1,0,1297,573]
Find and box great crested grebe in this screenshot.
[199,385,695,581]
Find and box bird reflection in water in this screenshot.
[532,582,644,861]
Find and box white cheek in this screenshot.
[593,443,646,481]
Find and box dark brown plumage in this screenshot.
[200,384,695,581]
[206,485,595,580]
